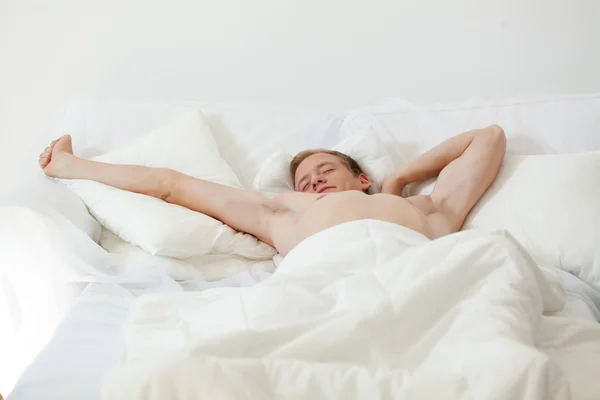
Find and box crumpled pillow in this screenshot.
[59,108,276,261]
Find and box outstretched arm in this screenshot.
[39,135,276,247]
[382,125,506,233]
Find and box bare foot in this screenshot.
[38,134,75,178]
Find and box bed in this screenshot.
[2,94,600,399]
[6,267,600,400]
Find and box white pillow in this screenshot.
[253,126,397,194]
[59,108,276,260]
[459,152,600,290]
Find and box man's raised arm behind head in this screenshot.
[39,135,277,247]
[382,125,506,233]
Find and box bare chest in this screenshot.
[274,191,430,255]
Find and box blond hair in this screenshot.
[289,149,364,183]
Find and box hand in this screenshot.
[381,172,407,197]
[38,134,75,178]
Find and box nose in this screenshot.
[312,177,325,191]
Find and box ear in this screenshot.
[359,173,372,192]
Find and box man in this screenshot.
[39,125,506,256]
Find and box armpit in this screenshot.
[263,200,291,215]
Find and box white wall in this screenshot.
[1,0,599,187]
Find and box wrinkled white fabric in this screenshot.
[0,205,121,393]
[102,219,600,400]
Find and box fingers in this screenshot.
[38,146,52,167]
[39,151,50,162]
[39,135,65,168]
[38,155,49,167]
[41,141,55,159]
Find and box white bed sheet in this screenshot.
[6,271,268,400]
[6,283,135,400]
[6,266,600,400]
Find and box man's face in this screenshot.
[293,153,371,193]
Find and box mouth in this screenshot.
[317,186,335,194]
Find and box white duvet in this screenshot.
[102,220,600,400]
